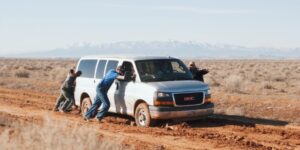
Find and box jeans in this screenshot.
[54,89,74,111]
[85,89,110,119]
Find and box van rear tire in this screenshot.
[135,103,155,127]
[81,97,92,118]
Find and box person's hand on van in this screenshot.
[131,73,136,81]
[116,67,126,80]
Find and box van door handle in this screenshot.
[115,82,119,90]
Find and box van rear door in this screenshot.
[75,59,98,104]
[102,60,119,113]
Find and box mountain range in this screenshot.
[14,41,300,59]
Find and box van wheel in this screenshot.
[81,97,92,118]
[135,103,154,127]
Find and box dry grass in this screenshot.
[1,58,298,96]
[0,58,76,94]
[0,115,126,150]
[15,70,30,78]
[0,58,76,81]
[224,75,243,93]
[0,58,299,123]
[185,59,300,96]
[184,59,300,123]
[2,58,297,96]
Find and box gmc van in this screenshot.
[75,56,214,127]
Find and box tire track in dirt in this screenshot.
[1,87,300,150]
[0,88,56,110]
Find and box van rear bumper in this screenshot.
[149,103,214,119]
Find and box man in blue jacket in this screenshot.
[84,66,125,122]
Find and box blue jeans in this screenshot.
[85,89,110,119]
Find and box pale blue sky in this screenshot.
[0,0,300,55]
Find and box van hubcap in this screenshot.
[138,109,147,126]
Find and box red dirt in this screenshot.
[1,87,300,150]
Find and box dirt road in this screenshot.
[0,87,300,150]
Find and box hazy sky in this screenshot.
[0,0,300,55]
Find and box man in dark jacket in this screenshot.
[53,69,82,112]
[188,61,209,82]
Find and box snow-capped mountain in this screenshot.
[14,41,300,58]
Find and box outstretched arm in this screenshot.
[116,75,125,80]
[198,69,209,75]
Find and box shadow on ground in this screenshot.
[95,112,290,128]
[183,114,289,128]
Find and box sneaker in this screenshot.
[72,105,79,110]
[65,108,72,112]
[96,118,103,123]
[84,117,91,122]
[59,108,66,113]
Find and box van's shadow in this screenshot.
[103,113,290,128]
[167,114,289,128]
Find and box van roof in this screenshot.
[80,55,177,61]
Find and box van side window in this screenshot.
[96,60,107,79]
[171,61,186,73]
[105,60,118,74]
[78,59,97,78]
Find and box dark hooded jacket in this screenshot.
[189,68,209,82]
[61,75,77,92]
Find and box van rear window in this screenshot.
[78,59,97,78]
[105,60,118,74]
[96,60,107,79]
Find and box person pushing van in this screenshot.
[188,61,209,82]
[84,66,125,122]
[53,69,82,112]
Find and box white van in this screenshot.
[75,56,214,127]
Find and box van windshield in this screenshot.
[135,59,193,82]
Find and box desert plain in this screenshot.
[0,58,299,150]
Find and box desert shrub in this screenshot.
[45,65,53,71]
[0,82,6,86]
[271,75,286,82]
[224,106,245,116]
[206,77,220,87]
[239,70,245,74]
[0,72,11,77]
[23,65,41,71]
[273,76,285,82]
[249,73,258,82]
[224,75,243,93]
[279,89,287,93]
[15,71,30,78]
[249,64,255,68]
[262,82,274,89]
[0,116,127,150]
